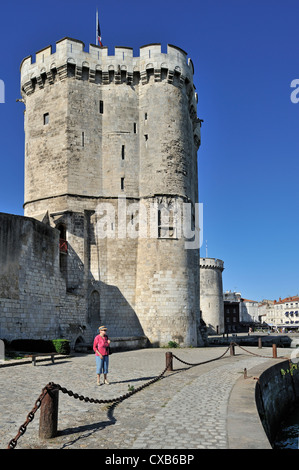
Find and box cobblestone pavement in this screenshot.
[0,346,292,450]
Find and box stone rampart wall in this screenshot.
[0,212,86,345]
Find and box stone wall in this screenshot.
[0,212,145,347]
[255,359,299,445]
[0,212,86,346]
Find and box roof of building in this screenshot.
[274,295,299,304]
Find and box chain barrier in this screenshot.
[7,383,52,449]
[7,358,172,449]
[171,345,231,367]
[52,360,170,405]
[231,342,289,360]
[7,341,287,449]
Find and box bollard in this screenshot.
[272,344,277,358]
[258,337,262,349]
[166,352,173,371]
[230,343,235,356]
[39,384,59,439]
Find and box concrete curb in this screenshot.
[227,358,286,449]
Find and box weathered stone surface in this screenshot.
[0,38,203,348]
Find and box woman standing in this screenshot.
[93,326,111,386]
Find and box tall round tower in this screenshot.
[20,38,203,346]
[200,258,224,334]
[134,44,202,346]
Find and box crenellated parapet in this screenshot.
[200,258,224,272]
[20,37,196,96]
[20,37,201,148]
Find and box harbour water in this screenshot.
[273,404,299,449]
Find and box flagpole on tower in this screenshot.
[96,9,99,46]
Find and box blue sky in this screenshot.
[0,0,298,301]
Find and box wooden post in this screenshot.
[258,337,262,349]
[272,344,277,358]
[166,352,173,371]
[39,384,59,439]
[230,343,235,356]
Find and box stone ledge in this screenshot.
[227,359,282,449]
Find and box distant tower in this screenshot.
[200,258,224,334]
[20,38,203,346]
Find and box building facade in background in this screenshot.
[262,296,299,330]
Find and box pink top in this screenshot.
[93,334,109,356]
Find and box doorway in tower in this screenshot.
[88,290,101,337]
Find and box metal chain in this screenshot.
[7,342,285,450]
[51,362,170,405]
[7,360,171,449]
[231,342,289,360]
[7,384,52,449]
[172,345,231,367]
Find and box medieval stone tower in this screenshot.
[200,258,224,334]
[20,37,203,347]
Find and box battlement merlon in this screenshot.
[200,258,225,272]
[20,37,196,90]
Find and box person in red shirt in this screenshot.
[93,326,111,386]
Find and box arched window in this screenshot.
[57,224,68,254]
[57,224,68,279]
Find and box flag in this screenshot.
[97,18,103,47]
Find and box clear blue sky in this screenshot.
[0,0,298,301]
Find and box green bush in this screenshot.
[168,340,179,348]
[52,339,70,355]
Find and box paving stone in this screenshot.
[0,346,292,450]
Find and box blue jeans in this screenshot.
[96,355,109,374]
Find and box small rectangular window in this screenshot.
[82,132,85,147]
[99,100,104,114]
[145,113,148,120]
[121,177,125,190]
[121,145,125,160]
[43,113,49,125]
[134,123,137,134]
